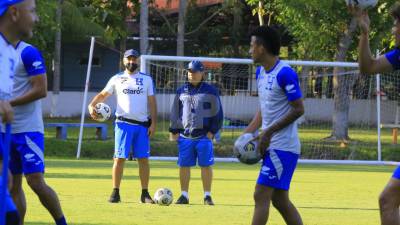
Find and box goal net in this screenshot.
[141,55,396,165]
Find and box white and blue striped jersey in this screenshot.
[12,41,46,134]
[257,60,303,154]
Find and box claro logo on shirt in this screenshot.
[123,87,144,94]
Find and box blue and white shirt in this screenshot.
[169,82,223,138]
[103,72,155,122]
[385,48,400,70]
[0,32,17,100]
[12,41,46,134]
[256,60,302,154]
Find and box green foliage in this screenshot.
[246,0,398,60]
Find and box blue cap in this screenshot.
[187,60,204,72]
[123,49,140,58]
[0,0,24,17]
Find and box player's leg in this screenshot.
[132,125,153,203]
[110,122,134,203]
[253,149,301,225]
[15,132,67,225]
[197,137,214,205]
[271,190,303,225]
[251,184,274,225]
[9,138,26,224]
[9,174,25,224]
[25,173,66,224]
[379,167,400,225]
[176,137,196,204]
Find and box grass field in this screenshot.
[23,158,396,225]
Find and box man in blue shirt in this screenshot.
[351,3,400,225]
[170,61,223,205]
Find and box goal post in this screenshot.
[140,54,397,165]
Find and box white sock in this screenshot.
[204,192,211,198]
[181,191,189,199]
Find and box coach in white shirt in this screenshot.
[88,49,157,204]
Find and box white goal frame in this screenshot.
[140,55,395,166]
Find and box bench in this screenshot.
[381,124,400,144]
[45,123,108,140]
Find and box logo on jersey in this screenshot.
[285,84,296,93]
[119,77,128,84]
[32,61,43,70]
[123,87,144,95]
[135,78,144,86]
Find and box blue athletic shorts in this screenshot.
[392,166,400,179]
[114,122,150,159]
[257,149,299,191]
[177,136,214,167]
[9,132,45,175]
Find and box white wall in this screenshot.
[43,91,396,124]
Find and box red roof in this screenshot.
[154,0,222,13]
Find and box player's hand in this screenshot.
[348,4,370,34]
[170,133,179,141]
[256,130,272,158]
[88,104,100,121]
[148,123,156,137]
[207,132,214,140]
[0,101,13,123]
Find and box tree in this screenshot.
[246,0,397,140]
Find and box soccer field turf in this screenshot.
[23,159,394,225]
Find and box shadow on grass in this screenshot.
[45,172,255,182]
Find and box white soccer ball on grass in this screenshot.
[154,188,173,206]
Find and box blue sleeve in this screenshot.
[255,66,262,80]
[21,46,46,76]
[385,49,400,70]
[209,88,224,134]
[276,67,302,102]
[169,88,184,134]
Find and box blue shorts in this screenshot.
[392,166,400,179]
[114,122,150,159]
[257,149,299,191]
[9,132,45,175]
[177,136,214,167]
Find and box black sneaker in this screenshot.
[109,190,121,203]
[204,195,214,206]
[141,191,155,204]
[175,195,189,204]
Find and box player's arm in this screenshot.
[352,8,393,74]
[10,75,47,106]
[169,90,183,141]
[244,109,262,134]
[88,91,111,120]
[208,91,223,139]
[148,95,157,137]
[264,99,304,135]
[147,77,157,137]
[0,100,13,123]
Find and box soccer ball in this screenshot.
[94,103,111,122]
[154,188,173,206]
[233,133,261,165]
[345,0,378,9]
